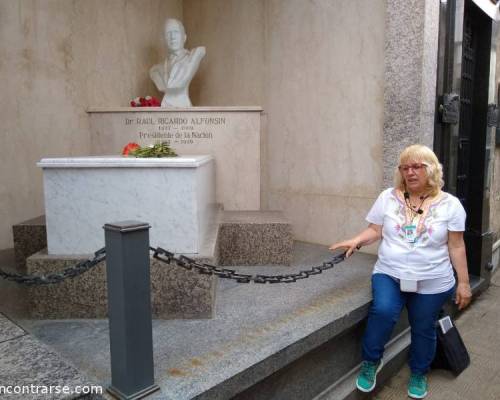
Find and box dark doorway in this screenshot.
[434,0,494,282]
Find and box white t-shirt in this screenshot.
[366,188,466,294]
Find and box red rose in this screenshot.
[129,96,160,107]
[122,142,140,156]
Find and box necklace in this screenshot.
[404,192,429,222]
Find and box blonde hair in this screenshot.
[394,144,444,196]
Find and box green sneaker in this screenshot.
[356,359,383,392]
[407,373,428,399]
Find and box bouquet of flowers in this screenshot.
[122,142,177,158]
[130,96,161,107]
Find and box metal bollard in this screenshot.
[104,221,160,400]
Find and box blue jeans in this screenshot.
[362,273,454,375]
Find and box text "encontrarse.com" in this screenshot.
[0,384,103,395]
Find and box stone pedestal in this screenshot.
[218,211,293,266]
[87,106,262,210]
[26,251,216,319]
[37,156,215,255]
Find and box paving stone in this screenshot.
[0,313,25,343]
[0,334,103,400]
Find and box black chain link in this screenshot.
[150,246,347,284]
[0,248,106,286]
[1,245,346,286]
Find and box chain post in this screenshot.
[104,221,159,400]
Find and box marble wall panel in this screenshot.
[267,191,380,255]
[0,0,182,249]
[184,0,386,246]
[265,0,385,195]
[266,11,384,248]
[183,0,266,107]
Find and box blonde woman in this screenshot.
[330,144,472,399]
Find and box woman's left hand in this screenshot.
[455,282,472,310]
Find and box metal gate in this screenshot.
[434,0,495,281]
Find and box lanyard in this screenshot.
[404,195,428,224]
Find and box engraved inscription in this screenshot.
[124,115,226,146]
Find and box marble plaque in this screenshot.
[88,107,262,210]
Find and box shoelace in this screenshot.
[360,361,377,380]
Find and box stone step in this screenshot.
[5,244,489,399]
[17,246,404,400]
[12,208,293,319]
[12,216,47,273]
[25,250,217,320]
[218,211,293,266]
[16,210,221,320]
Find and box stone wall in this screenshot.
[184,0,386,249]
[383,0,439,187]
[0,0,182,249]
[184,0,265,107]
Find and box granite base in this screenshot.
[12,216,47,273]
[26,250,216,319]
[218,211,293,266]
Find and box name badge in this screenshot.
[403,224,417,243]
[400,279,418,292]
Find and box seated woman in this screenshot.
[330,144,472,399]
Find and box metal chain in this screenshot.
[0,245,346,286]
[150,247,347,284]
[0,248,106,286]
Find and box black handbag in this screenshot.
[431,314,470,376]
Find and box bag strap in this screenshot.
[435,308,447,329]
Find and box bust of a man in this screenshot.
[149,18,206,108]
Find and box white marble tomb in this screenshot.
[37,156,215,255]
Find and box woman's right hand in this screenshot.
[329,239,360,258]
[329,225,381,258]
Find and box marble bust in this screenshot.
[150,18,206,107]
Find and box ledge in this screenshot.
[37,155,213,168]
[87,106,263,113]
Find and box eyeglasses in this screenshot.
[398,163,427,173]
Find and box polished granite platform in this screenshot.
[4,242,380,400]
